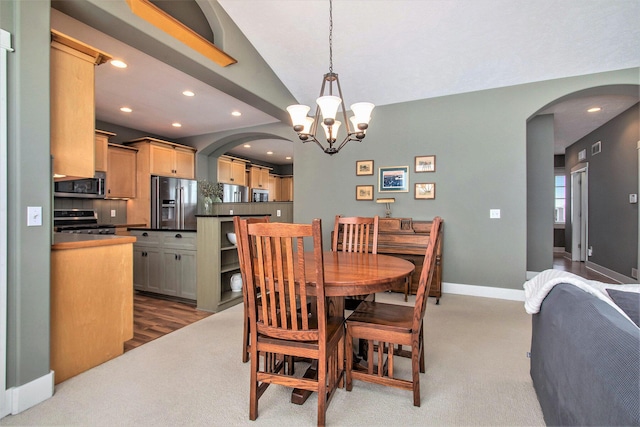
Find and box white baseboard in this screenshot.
[585,261,636,284]
[442,282,525,302]
[2,371,54,418]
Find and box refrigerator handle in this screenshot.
[151,177,159,228]
[178,186,185,229]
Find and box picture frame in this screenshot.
[355,185,374,201]
[378,166,409,193]
[415,155,436,172]
[415,183,435,199]
[356,160,374,176]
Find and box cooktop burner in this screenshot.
[54,209,116,234]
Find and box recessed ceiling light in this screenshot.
[286,156,292,160]
[243,144,251,148]
[182,90,195,97]
[231,111,242,117]
[111,60,127,68]
[266,151,273,155]
[172,123,182,127]
[120,107,132,113]
[587,107,602,113]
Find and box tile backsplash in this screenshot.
[54,198,128,225]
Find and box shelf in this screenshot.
[221,263,240,274]
[220,290,243,304]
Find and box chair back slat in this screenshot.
[412,217,443,332]
[332,215,379,254]
[242,220,325,343]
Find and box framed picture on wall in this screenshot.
[415,183,435,199]
[356,185,374,201]
[356,160,374,176]
[415,155,436,172]
[378,166,409,192]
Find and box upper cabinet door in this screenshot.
[50,32,111,180]
[173,148,195,179]
[149,144,176,177]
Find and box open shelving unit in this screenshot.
[196,216,244,312]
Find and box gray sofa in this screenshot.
[530,283,640,426]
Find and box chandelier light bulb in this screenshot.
[322,120,341,142]
[350,116,367,138]
[316,95,342,124]
[286,104,311,131]
[350,102,375,126]
[301,116,314,134]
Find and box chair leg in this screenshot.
[419,327,425,373]
[249,350,259,420]
[317,357,327,427]
[412,346,421,407]
[346,326,353,391]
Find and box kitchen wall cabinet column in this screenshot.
[50,30,111,180]
[249,165,270,189]
[124,137,196,227]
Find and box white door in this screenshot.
[571,167,588,262]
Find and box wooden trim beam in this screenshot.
[126,0,237,67]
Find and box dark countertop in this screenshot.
[195,214,272,218]
[127,228,197,232]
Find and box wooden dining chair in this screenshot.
[233,215,270,363]
[345,216,442,407]
[240,219,345,427]
[332,215,379,310]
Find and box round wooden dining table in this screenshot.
[301,251,415,316]
[291,251,415,404]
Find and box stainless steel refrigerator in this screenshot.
[222,183,248,203]
[151,175,198,230]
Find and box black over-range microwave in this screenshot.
[54,171,106,199]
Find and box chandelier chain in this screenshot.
[328,0,333,74]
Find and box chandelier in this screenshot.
[286,0,374,155]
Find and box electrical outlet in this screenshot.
[588,246,593,257]
[110,209,117,217]
[489,209,501,219]
[229,209,233,215]
[277,210,281,217]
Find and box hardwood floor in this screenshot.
[552,252,618,284]
[124,292,213,352]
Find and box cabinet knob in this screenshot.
[142,232,149,237]
[175,233,182,239]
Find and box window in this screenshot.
[554,173,566,223]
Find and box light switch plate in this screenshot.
[110,209,117,217]
[27,206,42,226]
[490,209,501,219]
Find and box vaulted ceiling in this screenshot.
[52,0,640,164]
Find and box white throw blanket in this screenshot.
[523,269,640,328]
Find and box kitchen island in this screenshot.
[51,233,136,384]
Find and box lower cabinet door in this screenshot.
[145,248,163,293]
[178,250,197,300]
[162,252,180,296]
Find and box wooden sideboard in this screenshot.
[334,217,444,303]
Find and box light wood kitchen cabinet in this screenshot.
[267,174,280,201]
[94,130,114,172]
[124,137,196,227]
[106,144,137,199]
[148,143,195,178]
[249,165,270,189]
[50,30,111,180]
[280,176,293,201]
[131,230,197,300]
[217,156,247,186]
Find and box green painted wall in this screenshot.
[292,69,640,289]
[2,0,52,388]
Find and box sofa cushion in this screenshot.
[606,288,640,327]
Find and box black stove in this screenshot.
[54,209,116,235]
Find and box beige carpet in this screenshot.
[1,292,545,426]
